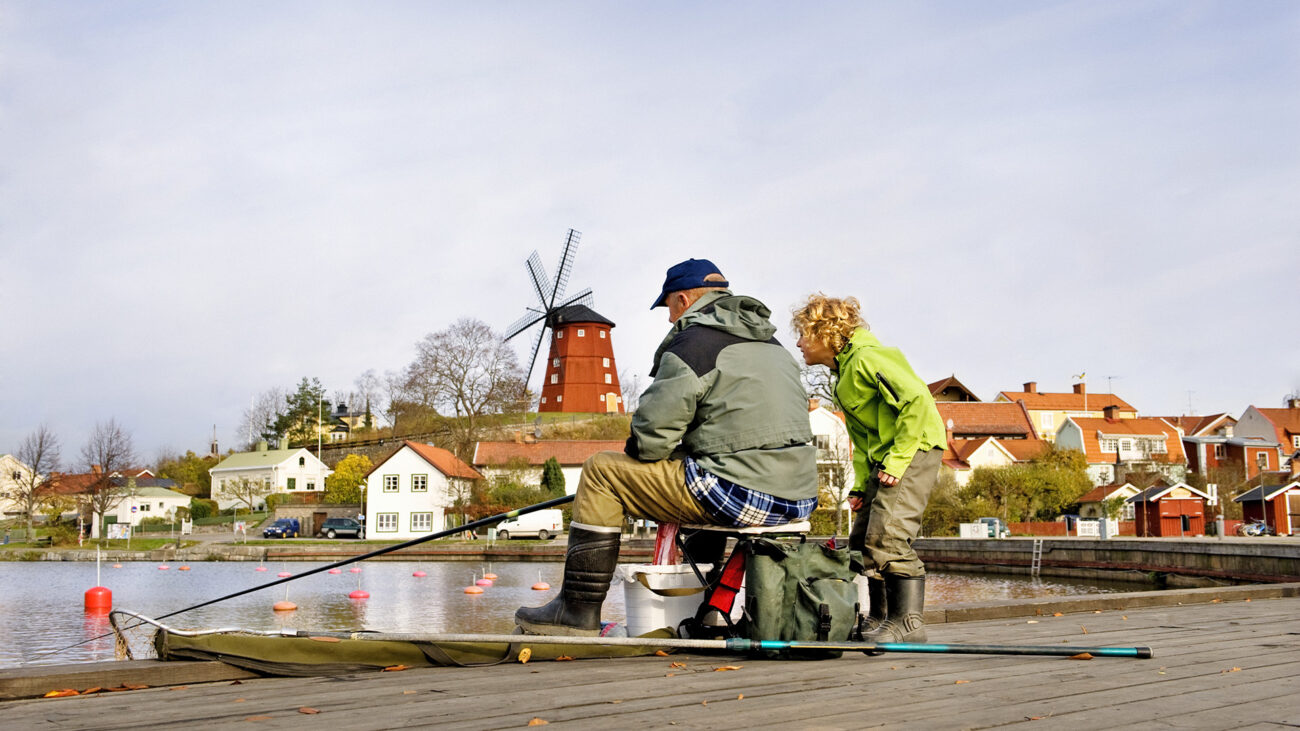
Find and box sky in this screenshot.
[2,1,1298,464]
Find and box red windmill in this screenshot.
[504,229,623,413]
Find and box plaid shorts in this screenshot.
[684,457,817,527]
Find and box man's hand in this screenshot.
[848,496,864,512]
[877,470,899,487]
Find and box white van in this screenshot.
[494,509,564,540]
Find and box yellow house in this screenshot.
[995,381,1137,442]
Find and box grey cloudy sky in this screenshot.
[2,1,1297,461]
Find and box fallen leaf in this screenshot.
[1211,598,1221,603]
[1080,626,1089,635]
[890,666,898,670]
[518,648,532,664]
[1093,610,1102,614]
[655,650,670,657]
[701,700,708,706]
[665,673,676,677]
[1027,716,1045,721]
[1122,616,1128,620]
[1158,671,1166,675]
[737,694,744,700]
[670,662,686,668]
[244,716,272,722]
[1034,608,1043,616]
[1244,598,1251,602]
[231,680,244,685]
[528,718,549,726]
[122,684,148,690]
[383,665,410,672]
[1052,612,1063,617]
[83,687,103,694]
[44,689,78,698]
[714,665,743,672]
[1069,653,1093,660]
[555,655,575,662]
[955,680,970,685]
[309,636,341,643]
[168,686,187,692]
[403,691,417,695]
[611,700,623,704]
[235,698,246,702]
[298,708,320,715]
[1026,620,1039,624]
[1222,667,1241,673]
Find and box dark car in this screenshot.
[318,517,364,539]
[262,518,300,539]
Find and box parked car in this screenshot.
[977,517,1010,538]
[494,509,564,541]
[262,518,301,539]
[318,517,365,539]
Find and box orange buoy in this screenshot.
[84,586,112,611]
[348,589,370,599]
[483,573,498,580]
[178,566,191,571]
[111,564,122,569]
[531,582,551,591]
[412,571,427,577]
[328,568,342,574]
[272,600,297,612]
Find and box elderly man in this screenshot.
[516,258,818,636]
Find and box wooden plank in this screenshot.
[0,659,256,700]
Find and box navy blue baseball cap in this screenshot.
[651,258,729,309]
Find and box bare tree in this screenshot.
[216,476,274,512]
[80,419,137,539]
[13,425,61,539]
[381,369,409,432]
[354,369,384,428]
[403,319,526,456]
[239,387,286,450]
[819,436,855,536]
[802,364,837,406]
[620,370,644,412]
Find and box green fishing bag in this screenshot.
[744,537,863,659]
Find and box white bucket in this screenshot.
[616,563,711,637]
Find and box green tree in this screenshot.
[960,444,1092,522]
[156,450,219,497]
[325,454,373,504]
[921,467,994,536]
[541,457,566,497]
[273,377,328,447]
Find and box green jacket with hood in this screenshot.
[834,328,946,490]
[626,289,817,501]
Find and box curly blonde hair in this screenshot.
[791,294,867,355]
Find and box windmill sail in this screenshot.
[504,229,593,391]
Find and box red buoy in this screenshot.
[273,600,297,612]
[157,565,170,570]
[277,571,292,578]
[349,589,370,599]
[412,571,427,577]
[85,586,112,612]
[328,568,342,574]
[349,567,362,573]
[255,566,268,572]
[475,578,493,586]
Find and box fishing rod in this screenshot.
[290,630,1154,659]
[36,495,575,660]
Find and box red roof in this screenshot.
[1066,417,1188,464]
[942,437,1045,467]
[1254,408,1300,446]
[1150,414,1234,437]
[937,402,1038,439]
[999,440,1049,461]
[1077,483,1136,503]
[997,390,1136,413]
[473,440,626,467]
[369,441,483,480]
[37,472,107,496]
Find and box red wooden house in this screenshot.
[1232,480,1300,536]
[1126,482,1211,537]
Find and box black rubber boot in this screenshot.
[855,576,888,637]
[862,574,926,643]
[514,527,620,636]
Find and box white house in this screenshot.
[472,440,625,494]
[208,443,332,510]
[107,485,192,526]
[365,441,483,539]
[0,454,35,518]
[1055,410,1188,487]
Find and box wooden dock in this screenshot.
[4,593,1298,729]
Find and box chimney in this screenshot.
[1103,405,1120,422]
[809,397,820,412]
[1290,456,1300,479]
[1289,398,1300,409]
[91,464,102,475]
[1024,381,1037,394]
[1073,383,1087,395]
[256,440,268,452]
[946,418,954,448]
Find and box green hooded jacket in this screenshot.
[834,328,946,488]
[628,290,817,501]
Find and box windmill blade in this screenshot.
[505,309,547,341]
[525,325,547,386]
[526,251,553,307]
[555,288,593,311]
[550,229,582,306]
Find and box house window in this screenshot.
[376,513,398,532]
[577,329,585,337]
[383,475,399,492]
[1120,439,1133,453]
[140,503,150,512]
[299,457,305,467]
[551,374,558,384]
[603,358,610,367]
[604,373,612,384]
[287,477,296,490]
[11,471,20,481]
[540,397,547,404]
[411,512,432,532]
[600,330,606,338]
[557,395,563,403]
[814,435,830,450]
[1121,502,1134,520]
[412,474,428,492]
[1100,438,1118,453]
[1294,435,1300,449]
[1151,440,1167,454]
[553,358,560,367]
[1256,452,1269,470]
[306,481,315,491]
[1039,414,1053,432]
[1214,444,1226,460]
[557,331,563,339]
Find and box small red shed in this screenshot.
[1126,482,1210,537]
[1232,481,1300,536]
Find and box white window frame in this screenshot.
[603,357,610,367]
[376,513,399,532]
[1151,440,1167,454]
[604,373,612,384]
[1039,413,1054,431]
[551,373,558,384]
[577,328,585,337]
[1101,438,1118,453]
[599,330,606,338]
[557,395,563,403]
[557,331,563,339]
[1120,439,1133,453]
[1121,502,1135,520]
[411,512,432,532]
[383,474,399,492]
[1214,444,1226,460]
[553,358,560,367]
[412,474,428,492]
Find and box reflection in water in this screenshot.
[1,561,1136,668]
